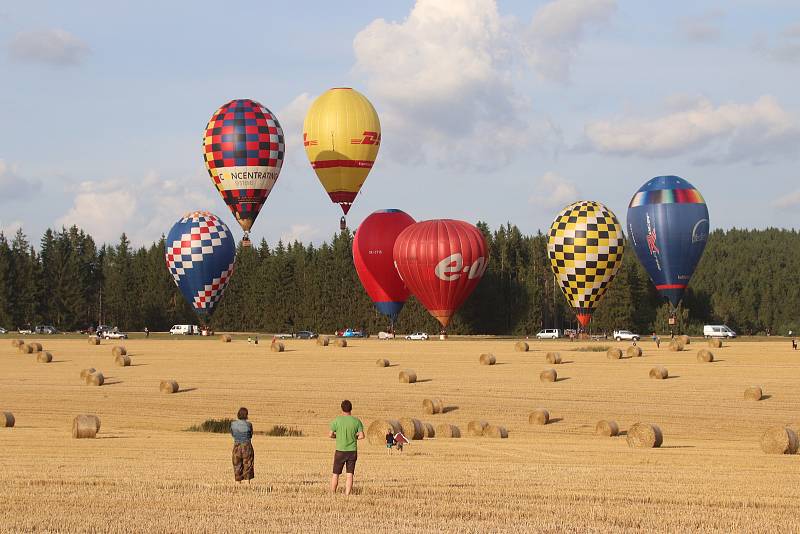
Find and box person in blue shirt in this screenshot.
[230,407,254,483]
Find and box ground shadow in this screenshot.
[175,387,198,394]
[98,435,127,440]
[761,394,773,400]
[49,360,70,363]
[665,375,680,379]
[387,364,399,367]
[129,363,148,367]
[712,359,725,363]
[554,377,570,382]
[618,430,628,436]
[442,406,458,414]
[104,380,122,386]
[660,445,695,449]
[561,360,575,364]
[493,362,509,366]
[548,417,564,424]
[415,379,433,383]
[281,349,297,353]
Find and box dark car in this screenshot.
[34,325,58,335]
[296,330,318,339]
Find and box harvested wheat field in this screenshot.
[1,336,800,532]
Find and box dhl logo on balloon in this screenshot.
[350,131,381,145]
[434,253,488,282]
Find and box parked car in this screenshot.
[535,329,561,339]
[0,327,7,334]
[295,330,318,339]
[18,327,32,335]
[378,331,395,340]
[405,332,429,340]
[341,328,366,338]
[704,325,736,338]
[275,333,293,339]
[34,325,58,335]
[170,324,200,335]
[102,328,128,340]
[613,330,640,341]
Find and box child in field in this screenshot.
[385,429,395,454]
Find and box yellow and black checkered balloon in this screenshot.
[547,200,625,327]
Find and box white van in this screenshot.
[536,329,561,339]
[170,324,199,335]
[703,325,736,338]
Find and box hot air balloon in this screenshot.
[627,175,709,310]
[353,209,415,330]
[165,211,236,322]
[203,99,284,246]
[547,201,625,330]
[393,220,488,334]
[303,88,380,229]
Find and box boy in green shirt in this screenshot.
[329,399,364,495]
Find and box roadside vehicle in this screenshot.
[535,329,561,339]
[170,324,200,335]
[378,331,395,340]
[405,332,429,340]
[295,331,318,339]
[613,330,640,341]
[18,327,32,335]
[704,325,736,338]
[275,333,293,339]
[34,325,58,335]
[341,328,366,338]
[0,327,7,334]
[102,328,128,340]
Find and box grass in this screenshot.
[187,419,303,437]
[573,345,611,352]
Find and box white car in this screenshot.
[18,328,32,335]
[536,329,561,339]
[704,325,736,338]
[613,330,640,341]
[405,332,429,340]
[0,327,6,334]
[103,330,128,340]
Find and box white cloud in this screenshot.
[755,23,800,63]
[8,29,89,66]
[57,171,217,246]
[525,0,617,83]
[0,160,41,201]
[582,95,800,164]
[280,224,319,244]
[278,93,315,171]
[678,10,724,43]
[0,220,23,238]
[528,171,579,208]
[774,189,800,210]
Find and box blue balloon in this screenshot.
[165,211,236,318]
[627,176,709,308]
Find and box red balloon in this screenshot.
[353,209,416,322]
[393,219,489,329]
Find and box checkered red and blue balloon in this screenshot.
[165,211,236,317]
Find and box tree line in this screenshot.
[0,224,797,336]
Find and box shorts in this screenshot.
[332,450,358,475]
[386,443,393,448]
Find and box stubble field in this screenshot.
[1,335,799,533]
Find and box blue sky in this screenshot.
[0,0,798,247]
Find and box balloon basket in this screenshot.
[241,237,252,247]
[439,333,447,341]
[340,216,347,231]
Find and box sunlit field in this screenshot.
[2,335,799,532]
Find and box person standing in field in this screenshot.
[793,338,797,350]
[385,428,395,454]
[231,407,255,483]
[329,399,364,495]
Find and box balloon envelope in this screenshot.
[203,99,284,235]
[547,201,625,328]
[165,211,236,318]
[393,220,488,329]
[353,209,416,322]
[627,175,709,308]
[303,88,380,215]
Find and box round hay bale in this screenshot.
[626,422,663,448]
[485,425,508,438]
[20,344,33,354]
[115,354,131,367]
[529,408,549,425]
[88,373,104,386]
[435,423,461,438]
[88,336,100,345]
[375,358,390,367]
[708,338,723,349]
[2,412,14,428]
[515,341,529,352]
[626,346,643,358]
[423,422,436,438]
[649,366,668,380]
[399,417,424,440]
[422,398,443,415]
[11,339,23,348]
[72,414,101,439]
[679,335,690,345]
[595,419,620,437]
[668,339,684,352]
[760,426,799,455]
[29,342,42,352]
[221,334,232,343]
[317,336,329,346]
[606,348,623,360]
[697,349,714,363]
[545,352,562,364]
[366,419,402,445]
[270,342,285,352]
[37,351,52,363]
[111,346,127,357]
[80,368,96,380]
[160,380,179,394]
[539,368,557,383]
[399,369,417,384]
[744,386,763,401]
[479,353,496,365]
[335,338,347,348]
[467,420,489,436]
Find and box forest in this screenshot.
[0,224,797,336]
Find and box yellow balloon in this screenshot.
[303,88,380,215]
